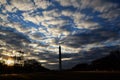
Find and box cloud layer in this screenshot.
[0,0,120,69]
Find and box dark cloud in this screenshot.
[62,25,120,48]
[0,26,30,49]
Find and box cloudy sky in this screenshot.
[0,0,120,70]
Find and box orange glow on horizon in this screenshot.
[5,58,14,66]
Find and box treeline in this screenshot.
[1,50,120,73]
[71,50,120,71]
[0,59,49,74]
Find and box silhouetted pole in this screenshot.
[59,45,62,71]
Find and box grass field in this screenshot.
[1,71,120,80]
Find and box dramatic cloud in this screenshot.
[0,0,6,4]
[0,0,120,70]
[11,0,35,11]
[34,0,52,9]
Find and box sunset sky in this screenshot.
[0,0,120,70]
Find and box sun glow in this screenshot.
[5,58,14,66]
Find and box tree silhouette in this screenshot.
[72,50,120,71]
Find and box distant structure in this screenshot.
[59,45,62,71]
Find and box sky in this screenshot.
[0,0,120,70]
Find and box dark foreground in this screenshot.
[1,71,120,80]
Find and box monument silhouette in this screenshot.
[59,45,62,71]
